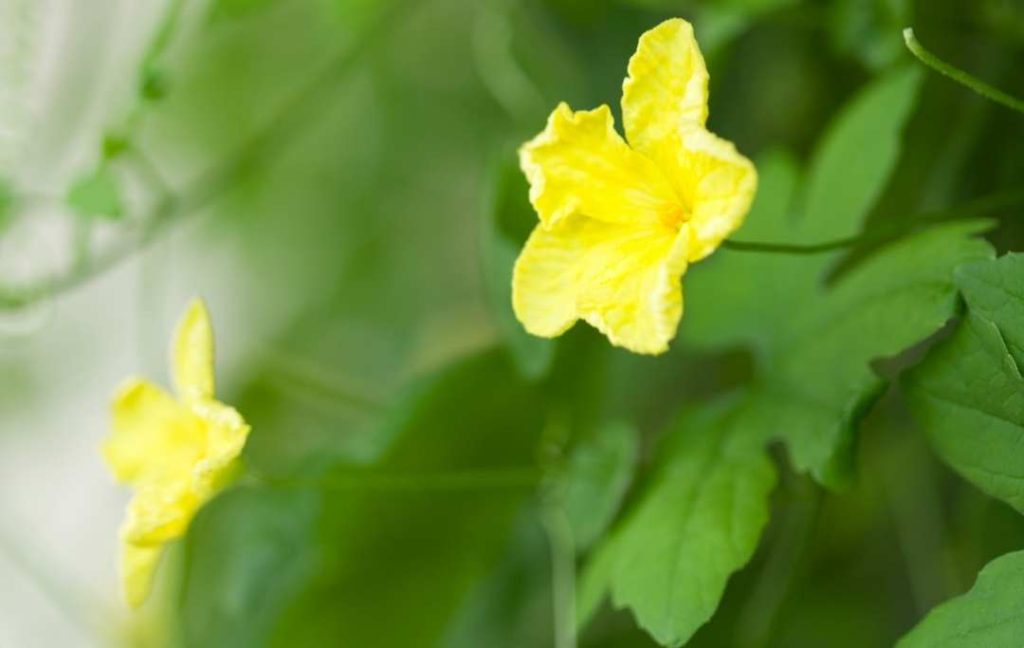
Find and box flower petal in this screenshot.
[104,379,204,485]
[519,103,679,229]
[121,479,198,545]
[513,215,689,354]
[173,298,215,402]
[122,543,164,608]
[673,129,758,261]
[622,18,709,157]
[190,399,250,500]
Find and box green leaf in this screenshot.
[687,65,924,354]
[801,65,922,242]
[481,155,554,380]
[897,550,1024,647]
[178,487,320,648]
[562,420,638,551]
[908,254,1024,513]
[768,221,994,485]
[66,166,122,220]
[583,399,777,647]
[269,350,546,647]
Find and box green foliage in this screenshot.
[65,166,122,220]
[579,64,995,645]
[908,254,1024,513]
[8,1,1024,646]
[179,488,320,647]
[265,350,545,647]
[562,420,638,551]
[898,550,1024,647]
[581,399,776,646]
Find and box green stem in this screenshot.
[542,499,578,648]
[903,28,1024,115]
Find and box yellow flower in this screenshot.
[102,299,250,607]
[513,18,757,354]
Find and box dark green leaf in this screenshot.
[898,550,1024,647]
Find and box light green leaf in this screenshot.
[898,550,1024,647]
[908,254,1024,513]
[562,420,638,551]
[66,166,122,220]
[481,155,554,380]
[587,399,777,647]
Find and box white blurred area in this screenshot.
[0,1,284,645]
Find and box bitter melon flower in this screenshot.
[102,299,250,607]
[513,18,757,354]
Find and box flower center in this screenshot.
[661,204,689,230]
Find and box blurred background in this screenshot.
[1,0,1023,646]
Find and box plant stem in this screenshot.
[904,28,1024,115]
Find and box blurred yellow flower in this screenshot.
[102,299,250,607]
[513,18,757,354]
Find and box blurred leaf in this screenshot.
[269,349,546,647]
[802,65,922,242]
[66,166,122,220]
[581,398,776,647]
[830,0,911,70]
[482,155,555,380]
[908,253,1024,513]
[897,550,1024,647]
[0,180,12,232]
[209,0,277,21]
[563,420,638,551]
[178,487,320,648]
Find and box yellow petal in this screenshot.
[173,299,215,403]
[122,479,198,545]
[672,129,758,261]
[189,399,250,500]
[104,379,205,485]
[622,18,709,157]
[121,542,163,608]
[513,215,689,355]
[519,103,679,229]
